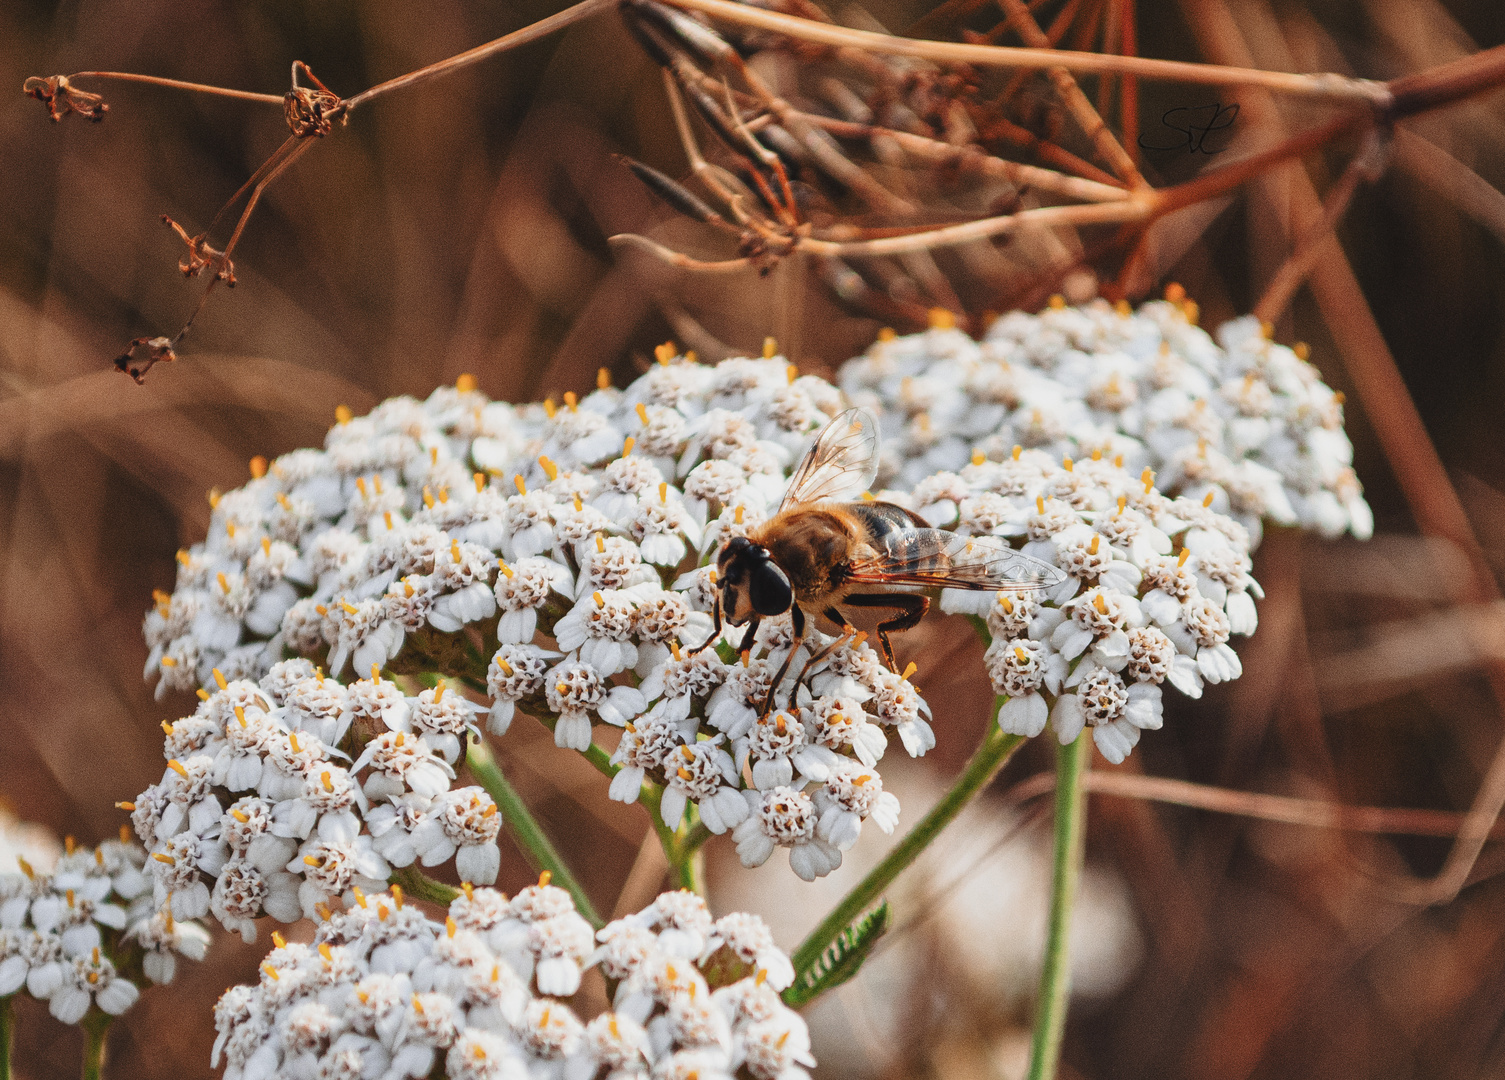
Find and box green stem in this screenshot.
[0,995,13,1080]
[467,741,604,928]
[679,821,713,856]
[639,781,678,855]
[677,843,706,894]
[1026,732,1088,1080]
[639,781,709,896]
[790,710,1025,976]
[81,1011,110,1080]
[389,865,460,905]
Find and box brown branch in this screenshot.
[64,70,283,105]
[980,0,1063,45]
[170,136,318,348]
[1005,770,1505,839]
[342,0,613,111]
[801,114,1132,203]
[1386,42,1505,120]
[1118,0,1138,166]
[799,198,1148,256]
[978,112,1125,187]
[608,232,755,271]
[1253,130,1386,323]
[662,71,756,226]
[995,0,1147,189]
[662,0,1394,104]
[992,0,1085,107]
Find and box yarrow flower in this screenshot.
[138,355,941,880]
[128,665,504,939]
[211,885,813,1080]
[927,448,1261,762]
[0,825,205,1027]
[136,333,1300,884]
[839,296,1371,546]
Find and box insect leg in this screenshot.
[790,617,855,695]
[736,618,761,656]
[763,606,805,714]
[691,587,724,653]
[842,594,929,672]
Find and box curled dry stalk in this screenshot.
[608,0,1505,324]
[25,0,613,382]
[29,0,1505,364]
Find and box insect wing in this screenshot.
[846,530,1065,591]
[779,407,881,512]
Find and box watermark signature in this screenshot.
[1137,102,1240,155]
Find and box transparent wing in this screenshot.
[845,530,1065,591]
[779,408,881,512]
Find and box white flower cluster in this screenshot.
[128,664,502,941]
[136,339,1269,883]
[0,830,208,1025]
[839,297,1372,546]
[918,449,1261,762]
[213,883,813,1080]
[138,352,927,881]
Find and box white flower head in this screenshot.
[731,786,842,881]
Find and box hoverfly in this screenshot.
[700,407,1064,711]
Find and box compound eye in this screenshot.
[748,560,793,616]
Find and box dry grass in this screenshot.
[4,0,1505,1076]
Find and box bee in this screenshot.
[700,407,1064,710]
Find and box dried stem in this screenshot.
[343,0,613,112]
[800,114,1132,203]
[1118,0,1138,162]
[1253,130,1385,324]
[994,0,1146,188]
[65,70,283,105]
[661,0,1393,104]
[1005,769,1505,838]
[1385,43,1505,120]
[609,233,753,272]
[662,72,756,226]
[172,136,317,346]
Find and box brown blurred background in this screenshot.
[5,0,1505,1076]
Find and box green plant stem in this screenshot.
[0,995,13,1080]
[677,844,707,894]
[81,1012,111,1080]
[638,782,709,896]
[791,710,1025,976]
[389,865,460,905]
[1026,732,1088,1080]
[467,741,603,928]
[679,821,713,856]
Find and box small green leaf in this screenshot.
[782,901,890,1007]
